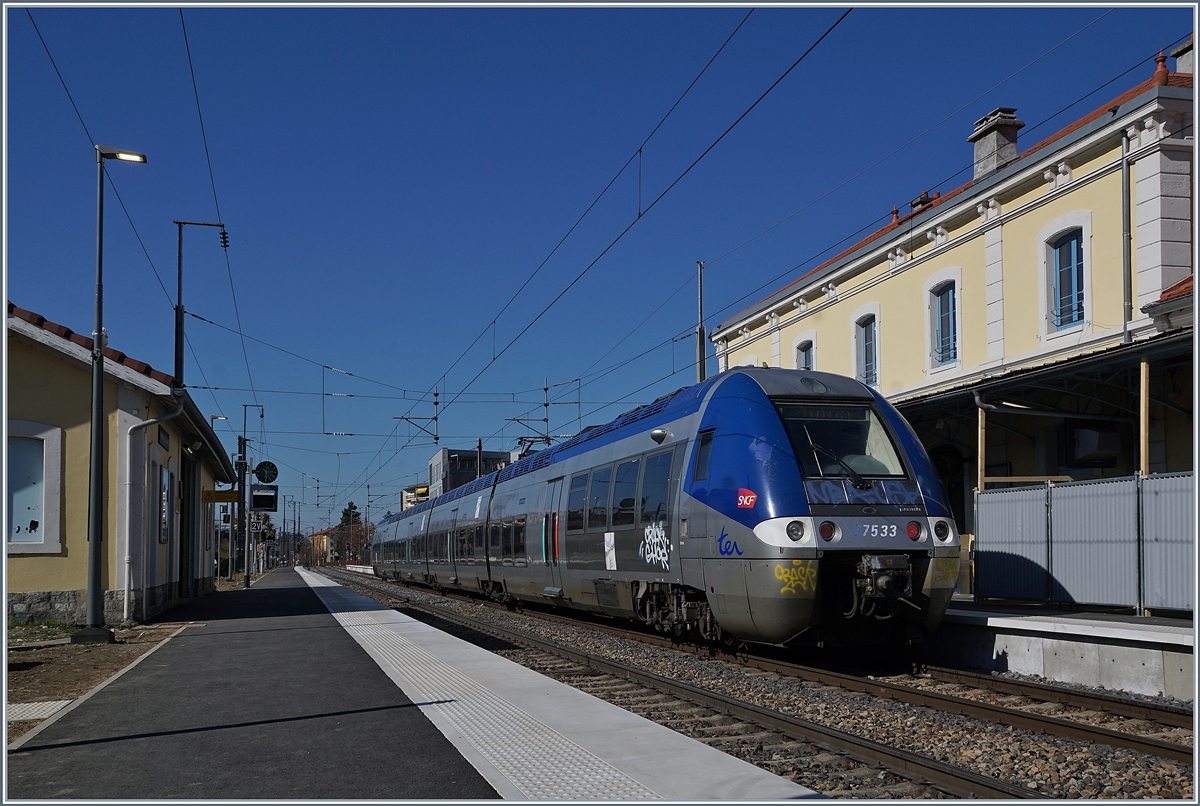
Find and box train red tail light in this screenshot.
[906,521,922,540]
[819,521,836,541]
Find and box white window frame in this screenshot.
[923,266,963,377]
[7,420,63,554]
[1037,211,1093,344]
[791,329,817,371]
[850,302,881,387]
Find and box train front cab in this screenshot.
[685,369,960,647]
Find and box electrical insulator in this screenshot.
[220,230,229,249]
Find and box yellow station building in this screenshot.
[7,302,235,625]
[712,51,1194,545]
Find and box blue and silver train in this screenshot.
[371,368,961,647]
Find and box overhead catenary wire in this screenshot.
[25,10,175,308]
[318,10,810,515]
[25,9,234,438]
[502,31,1194,437]
[437,9,855,419]
[179,8,258,407]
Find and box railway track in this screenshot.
[322,567,1036,798]
[336,567,1193,764]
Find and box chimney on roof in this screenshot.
[968,107,1025,180]
[910,190,939,213]
[1171,36,1194,74]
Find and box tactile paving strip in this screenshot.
[307,580,660,800]
[8,700,72,721]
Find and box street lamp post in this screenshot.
[74,145,147,645]
[242,404,264,588]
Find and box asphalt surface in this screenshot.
[6,568,499,800]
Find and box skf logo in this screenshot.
[737,488,758,508]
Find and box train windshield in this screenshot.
[774,402,906,481]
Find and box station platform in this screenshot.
[7,567,817,801]
[925,597,1194,701]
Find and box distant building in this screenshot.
[712,52,1193,536]
[401,483,429,511]
[7,302,235,625]
[427,447,510,498]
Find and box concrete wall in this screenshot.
[925,616,1193,701]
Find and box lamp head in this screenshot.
[95,144,147,163]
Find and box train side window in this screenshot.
[567,474,588,532]
[475,525,484,553]
[588,466,612,531]
[640,450,673,525]
[693,431,714,482]
[514,516,526,557]
[612,459,639,528]
[500,520,511,558]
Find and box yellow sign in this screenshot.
[202,489,240,504]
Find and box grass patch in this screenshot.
[8,621,77,644]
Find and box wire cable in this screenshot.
[179,8,258,406]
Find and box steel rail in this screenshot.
[329,570,1036,799]
[721,655,1194,765]
[923,665,1194,728]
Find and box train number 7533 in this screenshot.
[852,523,897,537]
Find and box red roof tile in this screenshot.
[717,70,1193,332]
[1157,274,1193,303]
[8,301,175,387]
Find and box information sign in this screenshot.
[202,489,240,504]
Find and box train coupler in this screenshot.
[855,554,912,599]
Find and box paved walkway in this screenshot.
[6,568,498,800]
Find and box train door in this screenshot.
[447,508,460,584]
[541,478,564,597]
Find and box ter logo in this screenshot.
[737,488,758,508]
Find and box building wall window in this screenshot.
[1051,230,1084,329]
[857,316,878,386]
[922,266,963,374]
[159,463,172,544]
[1037,211,1092,342]
[849,302,882,388]
[797,341,814,370]
[790,330,817,371]
[932,282,958,364]
[6,420,62,554]
[8,437,43,542]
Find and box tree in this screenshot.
[339,502,361,528]
[338,502,363,565]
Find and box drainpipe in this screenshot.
[124,397,184,622]
[1122,130,1132,344]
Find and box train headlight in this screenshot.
[786,520,805,541]
[906,521,923,540]
[819,521,836,541]
[933,520,950,541]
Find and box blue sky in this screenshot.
[5,4,1192,534]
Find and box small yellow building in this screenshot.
[712,54,1193,538]
[7,302,235,624]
